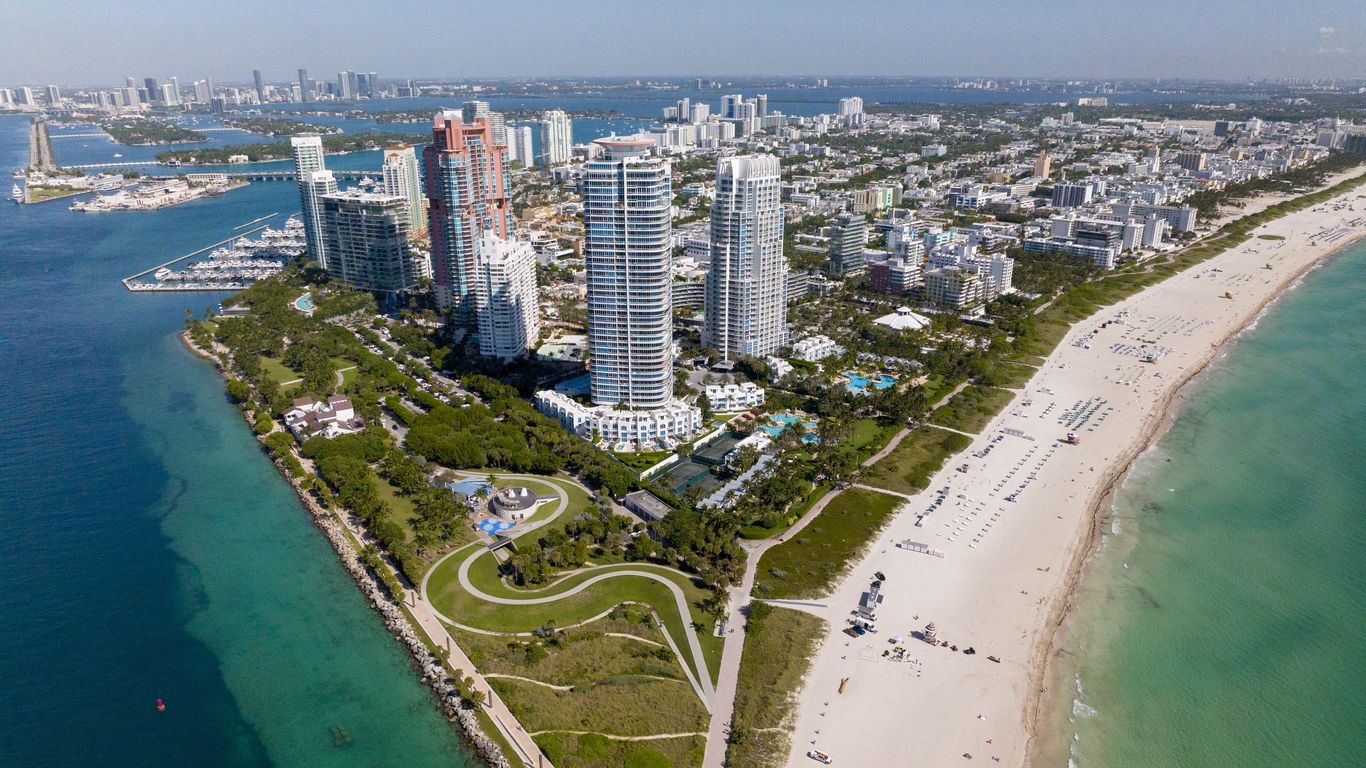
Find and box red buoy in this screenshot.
[156,698,166,712]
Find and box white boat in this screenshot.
[113,152,123,158]
[10,184,22,203]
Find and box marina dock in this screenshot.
[121,214,303,292]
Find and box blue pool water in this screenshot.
[842,371,897,394]
[293,292,314,313]
[760,412,821,443]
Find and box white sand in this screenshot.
[782,176,1366,767]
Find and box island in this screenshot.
[155,132,428,165]
[102,119,207,145]
[224,117,342,137]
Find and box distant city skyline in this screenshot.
[3,0,1363,85]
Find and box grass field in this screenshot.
[25,185,82,203]
[752,487,901,600]
[534,732,703,768]
[929,385,1015,434]
[257,355,300,384]
[725,604,827,768]
[425,474,721,687]
[846,417,900,455]
[738,481,830,540]
[613,450,675,473]
[988,361,1039,390]
[495,675,707,737]
[859,426,972,496]
[454,608,707,766]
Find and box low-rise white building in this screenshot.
[791,334,844,362]
[873,306,932,331]
[766,356,794,380]
[704,382,766,411]
[534,390,702,450]
[283,395,364,439]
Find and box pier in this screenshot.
[27,119,56,171]
[59,162,383,182]
[229,169,383,182]
[121,217,276,292]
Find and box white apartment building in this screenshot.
[535,138,701,445]
[580,138,676,410]
[791,334,844,362]
[509,125,534,169]
[925,266,985,311]
[381,144,427,238]
[472,234,541,360]
[534,391,703,449]
[704,155,787,360]
[705,382,766,412]
[539,109,573,167]
[291,136,330,265]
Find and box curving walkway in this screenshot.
[419,472,717,712]
[527,730,706,741]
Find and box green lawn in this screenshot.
[494,675,707,737]
[846,418,899,455]
[859,426,972,496]
[738,481,831,540]
[25,185,81,203]
[534,732,703,768]
[987,361,1039,390]
[929,385,1015,434]
[613,450,675,473]
[726,605,827,768]
[426,474,721,687]
[257,355,300,384]
[753,487,901,600]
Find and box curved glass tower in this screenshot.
[583,139,673,410]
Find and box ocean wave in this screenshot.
[1072,698,1100,720]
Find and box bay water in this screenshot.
[0,113,477,768]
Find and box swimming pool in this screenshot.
[760,411,821,443]
[293,292,314,314]
[842,370,898,394]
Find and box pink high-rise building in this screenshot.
[423,111,511,313]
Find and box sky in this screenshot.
[3,0,1364,86]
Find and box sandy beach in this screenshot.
[781,175,1366,768]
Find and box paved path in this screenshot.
[528,730,706,741]
[418,472,717,711]
[327,507,549,768]
[852,483,917,500]
[702,405,946,765]
[484,674,574,692]
[701,478,856,767]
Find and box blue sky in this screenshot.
[3,0,1363,85]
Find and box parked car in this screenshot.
[807,749,833,764]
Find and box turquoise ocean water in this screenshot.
[1057,239,1366,767]
[0,113,476,767]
